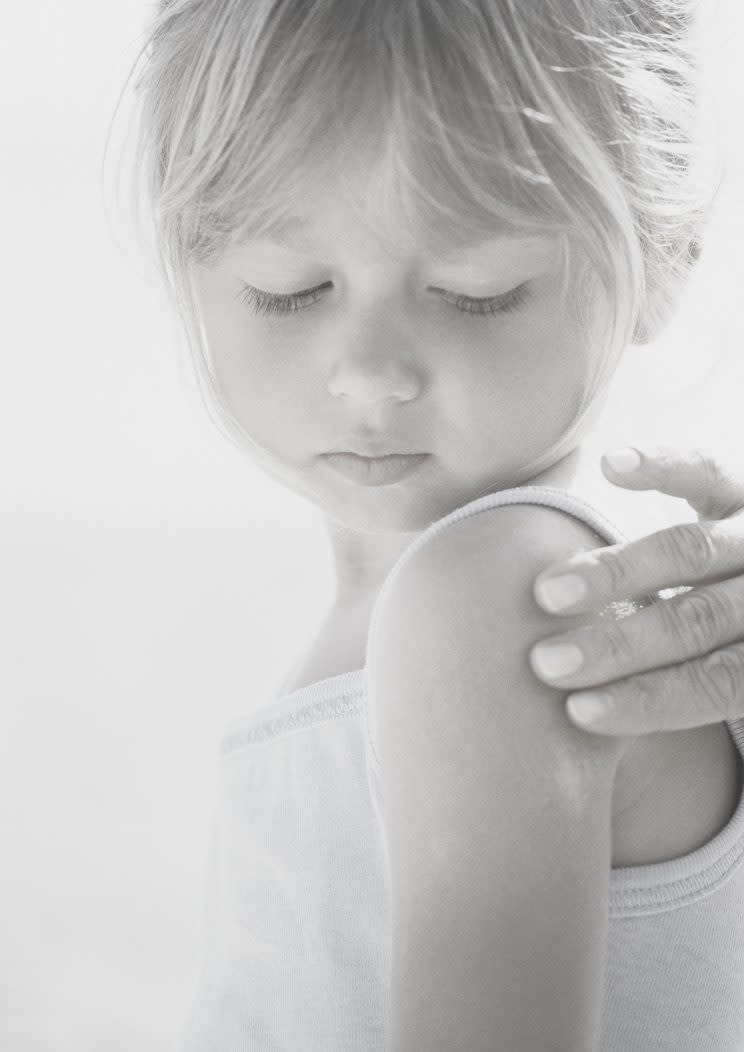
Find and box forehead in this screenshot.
[246,214,557,265]
[235,128,563,263]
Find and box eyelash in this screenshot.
[236,280,531,318]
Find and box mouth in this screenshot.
[330,448,427,458]
[321,451,430,486]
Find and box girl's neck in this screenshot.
[326,445,589,607]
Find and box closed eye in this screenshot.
[236,281,532,318]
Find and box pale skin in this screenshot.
[190,166,744,739]
[533,445,744,736]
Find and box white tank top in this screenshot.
[179,485,744,1050]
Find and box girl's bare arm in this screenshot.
[367,504,632,1051]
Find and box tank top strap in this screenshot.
[367,484,629,648]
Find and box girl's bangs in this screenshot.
[188,42,578,270]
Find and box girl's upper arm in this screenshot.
[367,503,632,1052]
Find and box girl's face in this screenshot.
[190,180,612,538]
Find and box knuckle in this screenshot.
[644,445,674,474]
[691,448,732,518]
[595,621,636,667]
[627,671,659,728]
[696,646,744,719]
[658,522,718,578]
[666,587,726,654]
[692,447,727,489]
[591,545,630,594]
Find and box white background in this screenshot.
[1,1,743,1048]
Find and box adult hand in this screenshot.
[529,445,744,735]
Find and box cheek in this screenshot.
[191,264,283,377]
[455,296,594,442]
[197,297,298,403]
[464,302,582,391]
[505,282,598,390]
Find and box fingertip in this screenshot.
[566,693,610,729]
[603,447,642,474]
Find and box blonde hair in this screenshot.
[117,0,713,469]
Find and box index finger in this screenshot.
[534,517,744,614]
[601,444,744,521]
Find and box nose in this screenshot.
[328,355,423,404]
[327,324,425,405]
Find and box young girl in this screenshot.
[125,0,744,1047]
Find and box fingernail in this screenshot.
[532,642,584,679]
[535,573,586,612]
[566,692,610,726]
[604,447,641,473]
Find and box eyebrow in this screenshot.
[261,217,311,243]
[249,220,551,263]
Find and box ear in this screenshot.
[631,235,704,346]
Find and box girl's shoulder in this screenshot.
[282,477,744,874]
[374,487,744,873]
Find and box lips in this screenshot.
[330,448,425,458]
[322,451,430,486]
